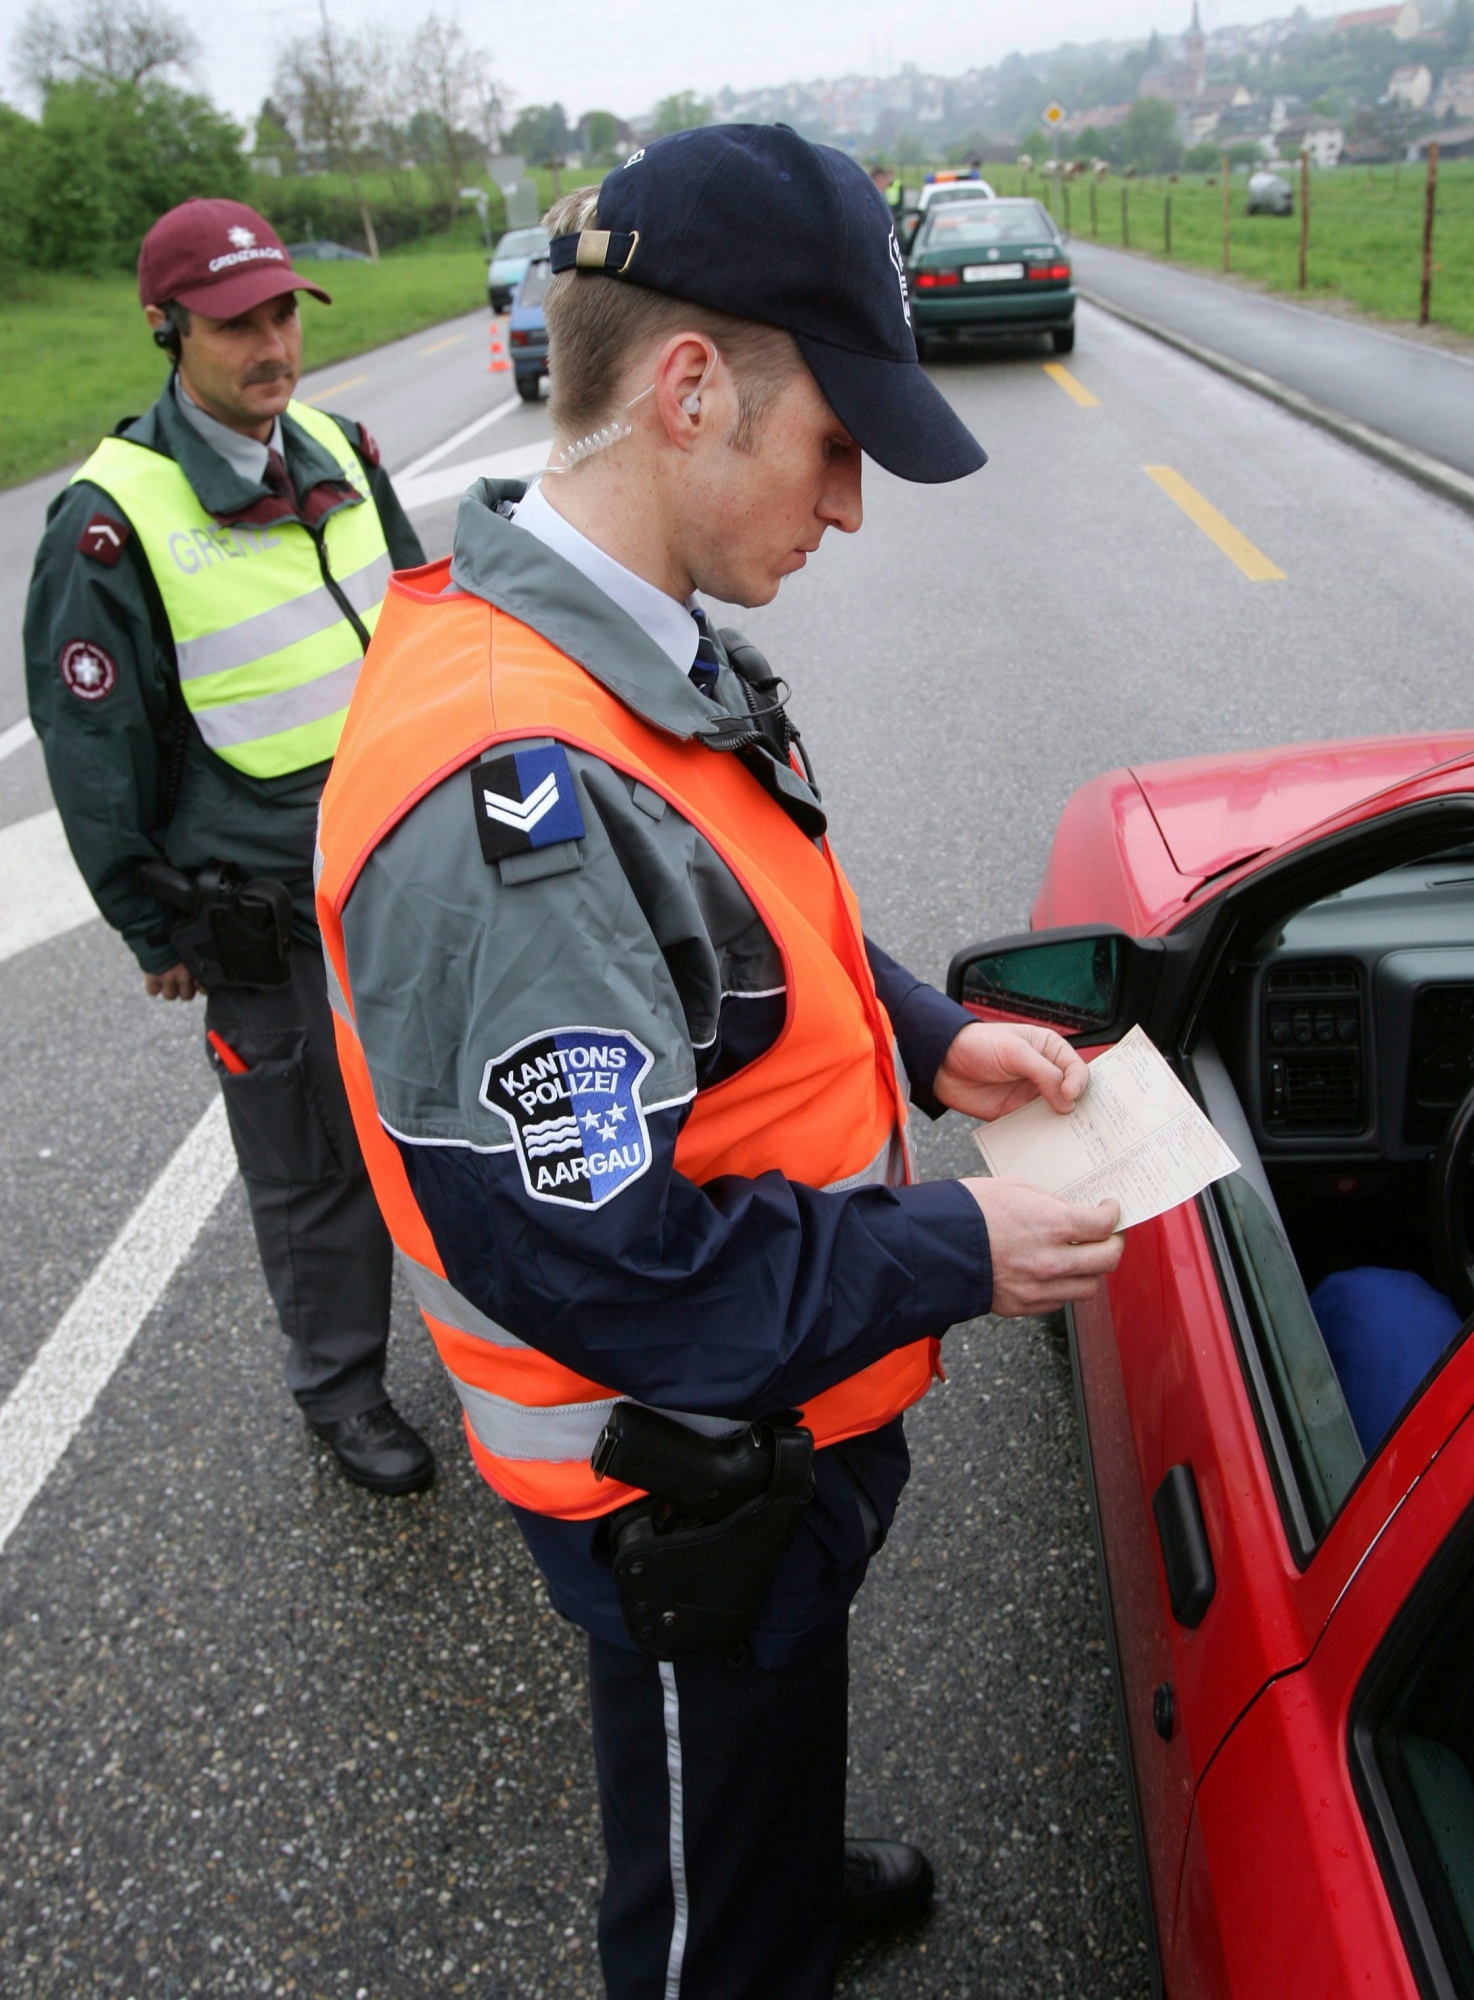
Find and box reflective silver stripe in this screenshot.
[192,656,362,751]
[822,1123,905,1194]
[405,1259,528,1349]
[176,553,390,683]
[660,1662,690,2000]
[450,1379,620,1462]
[322,947,353,1029]
[445,1375,745,1464]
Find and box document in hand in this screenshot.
[971,1025,1240,1230]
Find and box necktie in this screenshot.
[689,607,722,697]
[264,448,297,510]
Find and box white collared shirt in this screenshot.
[173,377,284,487]
[509,476,701,676]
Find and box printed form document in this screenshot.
[972,1025,1240,1229]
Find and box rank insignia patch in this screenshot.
[480,1027,655,1208]
[77,514,131,567]
[470,744,586,864]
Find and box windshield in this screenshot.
[518,260,551,308]
[495,229,548,260]
[921,203,1055,250]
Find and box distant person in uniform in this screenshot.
[23,198,433,1496]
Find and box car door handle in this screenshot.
[1152,1463,1217,1628]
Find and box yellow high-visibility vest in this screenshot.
[73,401,390,779]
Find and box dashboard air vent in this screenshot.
[1263,959,1366,1136]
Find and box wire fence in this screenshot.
[973,156,1474,336]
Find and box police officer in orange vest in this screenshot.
[316,127,1122,1997]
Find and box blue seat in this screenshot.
[1310,1268,1465,1455]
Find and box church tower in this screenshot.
[1184,0,1207,79]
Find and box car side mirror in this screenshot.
[945,925,1163,1042]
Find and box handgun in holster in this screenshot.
[137,860,293,990]
[591,1401,816,1663]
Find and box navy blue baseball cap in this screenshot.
[549,124,986,484]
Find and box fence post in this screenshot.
[1299,149,1309,291]
[1122,182,1130,248]
[1420,141,1440,325]
[1165,191,1172,256]
[1222,152,1231,272]
[1064,178,1071,234]
[1090,176,1098,239]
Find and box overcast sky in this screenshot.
[2,0,1285,129]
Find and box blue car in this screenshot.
[510,257,550,402]
[488,226,549,313]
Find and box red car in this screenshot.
[947,731,1474,1998]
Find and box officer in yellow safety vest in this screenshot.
[317,128,1123,1993]
[23,198,434,1495]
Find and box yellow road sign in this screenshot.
[1043,102,1066,127]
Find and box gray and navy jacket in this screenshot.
[341,480,993,1663]
[23,380,424,972]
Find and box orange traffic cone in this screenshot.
[488,322,511,373]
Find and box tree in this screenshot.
[23,77,246,272]
[508,102,569,165]
[1449,0,1474,56]
[403,13,495,205]
[253,95,297,173]
[13,0,198,91]
[581,109,621,162]
[1117,97,1182,174]
[274,2,379,259]
[652,90,710,138]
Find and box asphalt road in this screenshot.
[1070,237,1474,478]
[3,299,1474,2000]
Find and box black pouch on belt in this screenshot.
[591,1402,816,1662]
[138,860,293,990]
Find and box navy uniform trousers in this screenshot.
[589,1629,850,2000]
[204,941,394,1421]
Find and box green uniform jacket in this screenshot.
[23,381,425,974]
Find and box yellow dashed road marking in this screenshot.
[1043,362,1099,408]
[1144,464,1285,582]
[420,333,467,355]
[302,372,370,405]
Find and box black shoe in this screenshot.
[311,1400,435,1495]
[842,1840,935,1932]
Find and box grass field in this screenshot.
[0,243,491,492]
[981,158,1474,337]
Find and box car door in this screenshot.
[950,764,1474,1974]
[1168,1339,1474,1998]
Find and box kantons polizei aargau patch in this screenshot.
[470,744,585,864]
[480,1027,655,1208]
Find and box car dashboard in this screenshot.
[1217,850,1474,1168]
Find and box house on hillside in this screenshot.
[1183,80,1255,142]
[1062,102,1132,138]
[1408,120,1474,156]
[1433,65,1474,118]
[1278,114,1348,164]
[1335,2,1422,37]
[1386,62,1433,108]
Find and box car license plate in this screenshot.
[963,263,1025,282]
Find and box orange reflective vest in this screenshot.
[315,561,941,1519]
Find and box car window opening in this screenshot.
[1192,836,1474,1543]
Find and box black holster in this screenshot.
[592,1403,815,1662]
[138,860,293,990]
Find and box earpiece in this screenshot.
[682,393,701,415]
[153,325,178,355]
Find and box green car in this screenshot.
[905,198,1076,357]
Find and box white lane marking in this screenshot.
[398,436,553,515]
[393,394,524,482]
[0,1098,236,1555]
[0,717,36,763]
[0,809,99,964]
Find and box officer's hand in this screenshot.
[962,1177,1123,1316]
[934,1020,1088,1121]
[144,963,198,1002]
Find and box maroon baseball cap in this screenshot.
[138,198,332,319]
